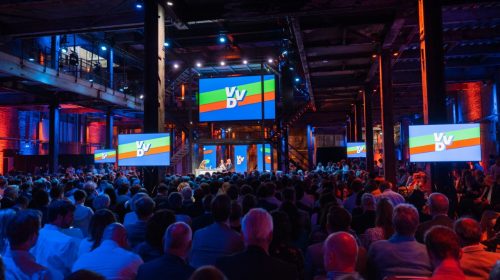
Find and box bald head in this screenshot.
[454,218,481,247]
[102,223,128,248]
[163,222,192,259]
[324,232,358,273]
[428,193,449,216]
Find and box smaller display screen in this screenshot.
[346,142,366,158]
[94,149,116,163]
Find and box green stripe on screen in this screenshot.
[199,79,275,105]
[119,137,170,153]
[409,127,479,148]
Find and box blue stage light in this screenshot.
[100,45,107,51]
[218,35,226,44]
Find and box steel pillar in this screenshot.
[105,107,113,149]
[107,47,114,89]
[364,86,374,173]
[143,0,165,188]
[419,0,449,190]
[379,49,396,184]
[49,99,60,174]
[355,101,363,142]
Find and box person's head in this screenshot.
[181,186,193,201]
[454,218,482,247]
[241,194,257,215]
[6,209,41,250]
[163,222,192,259]
[327,206,352,233]
[323,232,358,274]
[350,178,364,193]
[102,223,128,248]
[425,226,462,267]
[241,208,273,250]
[135,196,155,220]
[168,192,183,211]
[145,209,176,250]
[211,194,231,223]
[88,209,117,249]
[379,180,392,192]
[480,210,500,239]
[428,193,449,216]
[375,198,394,239]
[202,194,213,212]
[392,203,419,237]
[65,269,105,280]
[92,194,111,211]
[48,199,76,228]
[361,193,376,212]
[189,266,227,280]
[73,189,87,204]
[0,209,16,252]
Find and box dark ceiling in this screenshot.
[0,0,499,130]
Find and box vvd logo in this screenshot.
[237,155,245,165]
[136,141,151,157]
[225,86,247,109]
[356,146,364,154]
[102,153,108,159]
[433,133,454,152]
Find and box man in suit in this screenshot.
[136,222,195,280]
[415,193,454,243]
[216,208,299,280]
[225,159,233,172]
[125,196,155,249]
[454,218,500,279]
[189,194,244,268]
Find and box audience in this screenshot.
[136,222,194,280]
[367,203,432,279]
[125,196,155,249]
[454,218,500,279]
[415,192,453,243]
[424,226,465,279]
[190,194,244,268]
[216,208,299,280]
[72,223,143,279]
[3,209,62,279]
[319,232,361,280]
[0,160,499,280]
[31,200,81,277]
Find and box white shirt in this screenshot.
[31,224,80,277]
[73,204,94,237]
[72,240,143,280]
[378,189,405,207]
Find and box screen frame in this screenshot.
[408,123,481,163]
[198,74,276,122]
[117,133,171,167]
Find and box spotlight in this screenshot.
[89,79,94,83]
[173,63,179,69]
[220,61,226,66]
[218,34,227,44]
[139,94,144,99]
[196,62,202,68]
[28,57,35,62]
[371,54,377,58]
[119,88,124,92]
[243,59,248,65]
[123,85,129,90]
[392,51,399,57]
[267,58,273,63]
[164,42,170,47]
[135,0,143,8]
[289,66,294,71]
[295,77,300,82]
[100,45,107,51]
[167,1,173,6]
[61,47,67,54]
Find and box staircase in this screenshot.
[288,143,309,171]
[170,144,190,166]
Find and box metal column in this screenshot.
[419,0,448,190]
[105,107,113,149]
[107,47,114,89]
[364,86,374,173]
[355,101,363,142]
[50,35,60,70]
[379,50,396,184]
[49,99,60,174]
[143,0,166,188]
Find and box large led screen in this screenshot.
[118,133,170,166]
[199,75,275,122]
[409,124,481,162]
[347,142,366,158]
[94,149,116,163]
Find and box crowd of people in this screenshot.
[0,158,499,280]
